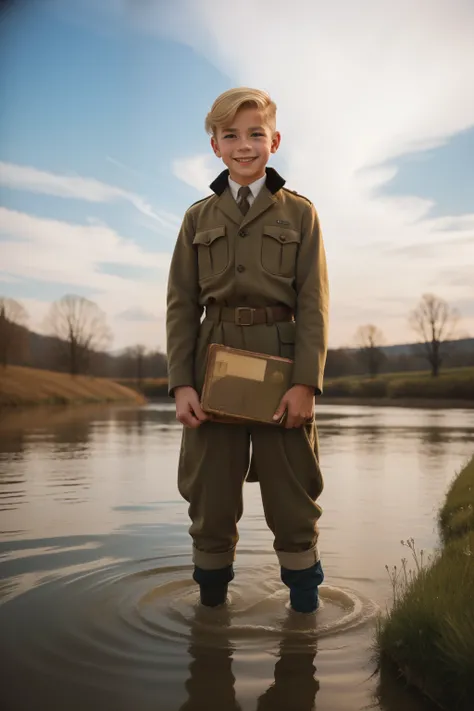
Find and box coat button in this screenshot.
[280,235,286,242]
[237,264,245,273]
[238,229,247,237]
[205,237,211,244]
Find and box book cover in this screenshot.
[201,344,294,425]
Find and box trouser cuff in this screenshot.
[193,564,234,587]
[192,545,236,569]
[275,544,320,570]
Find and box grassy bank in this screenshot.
[116,367,474,405]
[376,455,474,711]
[0,365,146,407]
[324,366,474,401]
[115,377,169,399]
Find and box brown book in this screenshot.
[200,344,294,425]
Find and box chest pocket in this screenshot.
[193,226,228,280]
[261,226,301,277]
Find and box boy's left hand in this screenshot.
[273,384,315,428]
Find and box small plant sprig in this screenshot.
[385,538,432,605]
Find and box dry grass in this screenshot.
[0,365,146,407]
[114,377,169,398]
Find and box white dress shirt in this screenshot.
[228,174,266,207]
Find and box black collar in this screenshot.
[209,166,286,196]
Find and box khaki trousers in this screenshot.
[177,316,324,571]
[178,419,323,570]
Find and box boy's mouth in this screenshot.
[234,157,257,164]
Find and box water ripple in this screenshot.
[0,558,378,697]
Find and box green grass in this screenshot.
[375,456,474,711]
[324,366,474,400]
[439,457,474,544]
[113,367,474,402]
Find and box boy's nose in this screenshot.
[236,138,252,151]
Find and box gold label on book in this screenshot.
[214,351,267,382]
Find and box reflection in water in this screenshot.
[0,429,27,461]
[1,402,474,711]
[180,607,319,711]
[255,619,319,711]
[180,607,242,711]
[51,419,92,456]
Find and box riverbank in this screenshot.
[0,365,146,407]
[323,366,474,401]
[116,366,474,408]
[375,455,474,711]
[320,397,474,409]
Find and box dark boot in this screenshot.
[281,560,324,613]
[193,564,234,608]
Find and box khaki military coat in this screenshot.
[166,167,329,398]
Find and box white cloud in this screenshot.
[172,154,219,195]
[0,161,181,232]
[128,0,474,344]
[0,207,170,350]
[5,0,474,348]
[0,272,20,284]
[117,307,158,322]
[105,155,145,179]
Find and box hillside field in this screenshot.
[0,365,146,407]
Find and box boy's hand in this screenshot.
[273,384,315,429]
[174,386,208,428]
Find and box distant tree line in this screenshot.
[0,294,167,382]
[0,292,472,380]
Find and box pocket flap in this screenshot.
[193,226,226,246]
[276,321,296,344]
[263,225,301,245]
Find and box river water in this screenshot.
[1,402,473,711]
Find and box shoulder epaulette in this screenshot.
[282,187,313,205]
[187,193,214,210]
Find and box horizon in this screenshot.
[0,0,473,353]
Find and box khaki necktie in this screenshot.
[238,186,251,215]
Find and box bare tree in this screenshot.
[44,295,112,375]
[0,296,28,367]
[125,344,147,387]
[355,324,386,377]
[409,293,460,377]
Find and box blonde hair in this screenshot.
[205,87,277,136]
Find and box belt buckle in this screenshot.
[235,307,255,326]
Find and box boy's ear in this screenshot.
[271,131,281,154]
[210,136,222,158]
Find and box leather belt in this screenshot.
[205,304,294,326]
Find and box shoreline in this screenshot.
[2,395,472,411]
[318,396,474,409]
[376,455,474,710]
[145,395,474,410]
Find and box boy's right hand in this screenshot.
[174,386,208,428]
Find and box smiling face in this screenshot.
[211,107,281,185]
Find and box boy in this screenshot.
[166,87,329,613]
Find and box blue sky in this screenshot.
[1,0,473,350]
